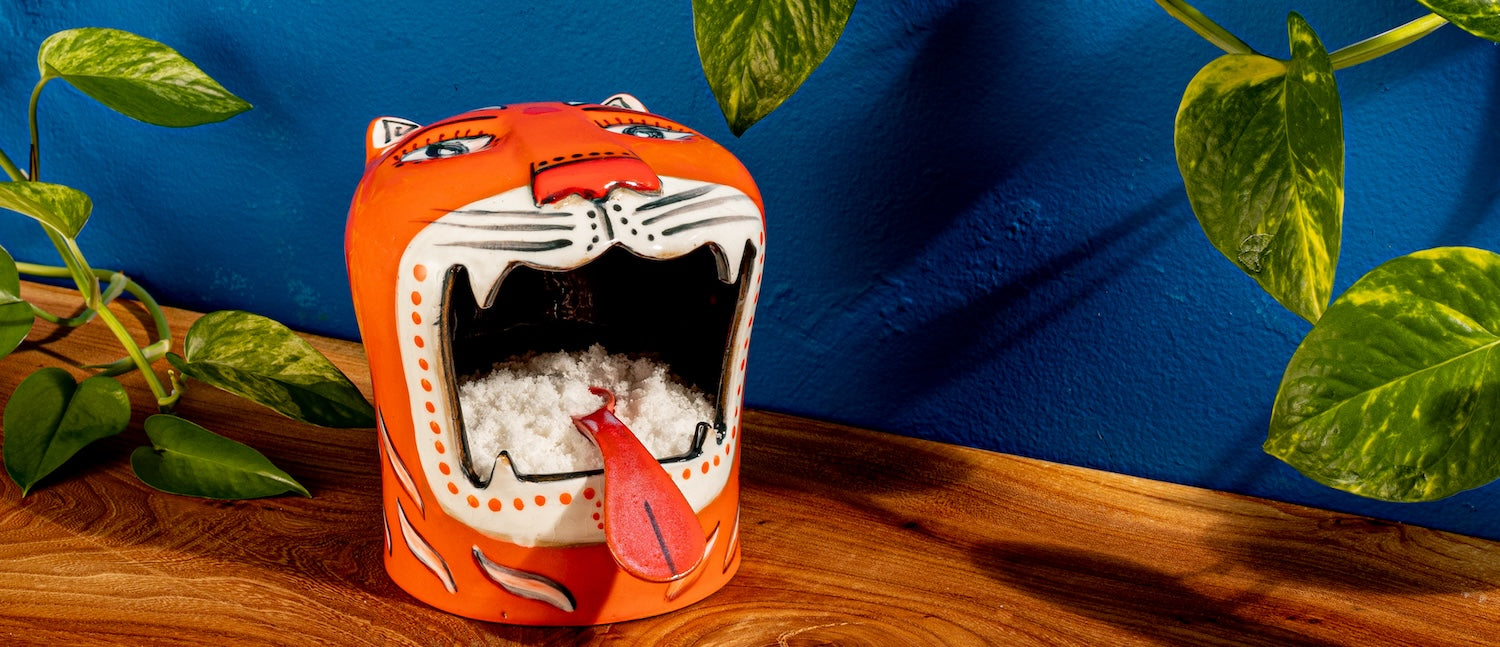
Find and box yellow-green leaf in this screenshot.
[39,28,251,128]
[1414,0,1500,42]
[694,0,856,135]
[1267,247,1500,501]
[1175,12,1343,323]
[0,181,93,239]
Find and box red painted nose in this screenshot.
[532,157,662,205]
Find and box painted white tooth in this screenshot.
[718,241,747,284]
[397,500,457,593]
[465,262,509,309]
[472,546,577,612]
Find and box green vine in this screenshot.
[0,28,373,500]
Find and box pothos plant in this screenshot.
[0,28,373,500]
[1160,1,1500,501]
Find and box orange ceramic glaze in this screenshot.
[347,94,762,624]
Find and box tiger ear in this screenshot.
[366,116,421,162]
[601,93,647,113]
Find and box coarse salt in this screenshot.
[457,345,712,476]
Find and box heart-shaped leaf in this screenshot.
[694,0,857,135]
[0,245,34,359]
[0,181,93,239]
[1267,247,1500,501]
[131,414,308,499]
[166,310,373,428]
[3,368,130,495]
[1175,12,1343,323]
[38,28,251,127]
[1414,0,1500,42]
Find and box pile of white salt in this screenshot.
[457,345,712,475]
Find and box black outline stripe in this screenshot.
[444,209,572,218]
[642,500,677,575]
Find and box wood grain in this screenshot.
[2,281,1499,645]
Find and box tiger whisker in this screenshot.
[434,222,575,232]
[639,195,755,226]
[636,185,715,212]
[438,240,574,251]
[662,216,760,237]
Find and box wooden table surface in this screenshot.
[1,281,1498,646]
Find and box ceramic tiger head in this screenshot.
[345,94,762,624]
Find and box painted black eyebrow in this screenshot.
[427,114,498,127]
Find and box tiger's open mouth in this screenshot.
[394,178,761,492]
[441,240,753,484]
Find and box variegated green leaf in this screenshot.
[1175,12,1343,323]
[694,0,856,135]
[1414,0,1500,42]
[1267,247,1500,501]
[39,28,251,127]
[166,310,374,428]
[0,181,92,239]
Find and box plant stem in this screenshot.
[37,228,177,408]
[1329,13,1449,71]
[16,261,172,342]
[0,148,24,181]
[16,259,176,400]
[28,78,50,180]
[1155,0,1256,56]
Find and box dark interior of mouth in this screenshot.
[441,244,750,484]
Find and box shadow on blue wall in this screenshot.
[1434,53,1500,244]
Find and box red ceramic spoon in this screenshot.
[573,387,706,582]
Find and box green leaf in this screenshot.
[1267,247,1500,502]
[1175,12,1343,323]
[694,0,856,135]
[0,181,93,238]
[1414,0,1500,42]
[38,27,251,128]
[2,368,130,495]
[166,310,373,428]
[0,245,34,359]
[131,414,309,499]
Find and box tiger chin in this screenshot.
[345,94,762,624]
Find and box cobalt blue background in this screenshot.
[2,2,1499,538]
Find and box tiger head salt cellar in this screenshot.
[345,94,762,624]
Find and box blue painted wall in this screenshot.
[2,2,1498,538]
